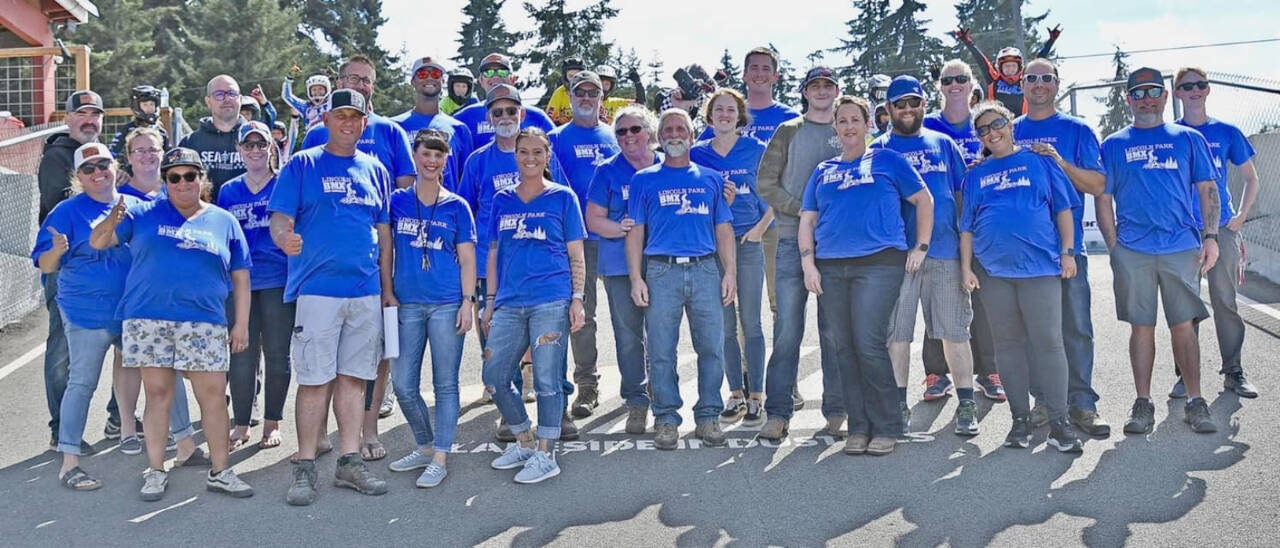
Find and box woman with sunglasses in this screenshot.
[385,130,476,488]
[799,96,933,456]
[959,101,1083,453]
[482,128,587,484]
[91,147,255,501]
[216,121,294,451]
[585,106,661,434]
[690,89,771,426]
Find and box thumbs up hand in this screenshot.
[107,196,127,226]
[46,226,69,257]
[281,218,303,256]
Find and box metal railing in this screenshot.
[0,122,61,327]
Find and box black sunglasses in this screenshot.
[892,97,922,109]
[573,88,602,98]
[1130,87,1165,100]
[1177,81,1209,91]
[1023,74,1058,84]
[490,106,520,118]
[77,159,112,175]
[975,116,1009,137]
[616,125,644,136]
[940,75,970,86]
[166,171,201,184]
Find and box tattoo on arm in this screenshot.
[570,254,586,295]
[1201,183,1220,232]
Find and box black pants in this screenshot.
[227,287,296,426]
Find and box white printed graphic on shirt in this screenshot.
[499,213,548,240]
[658,188,710,215]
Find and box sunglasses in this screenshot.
[415,67,444,80]
[166,171,201,184]
[940,75,970,86]
[1177,81,1209,91]
[573,88,602,98]
[239,140,270,150]
[341,74,374,86]
[77,159,112,174]
[490,106,520,118]
[1130,87,1165,100]
[892,97,923,109]
[975,116,1009,137]
[210,90,240,102]
[616,125,645,137]
[480,68,511,78]
[1023,73,1058,84]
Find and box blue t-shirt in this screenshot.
[390,187,476,305]
[1176,117,1255,227]
[389,110,475,193]
[32,194,140,331]
[217,175,288,291]
[1013,112,1104,255]
[488,183,586,308]
[115,199,251,324]
[629,163,733,257]
[960,148,1078,278]
[1101,123,1218,255]
[690,137,768,236]
[697,102,802,143]
[549,121,620,228]
[924,112,983,165]
[268,147,392,302]
[869,129,967,259]
[452,102,555,151]
[301,113,416,180]
[585,152,662,276]
[458,141,566,277]
[800,150,925,259]
[117,183,164,202]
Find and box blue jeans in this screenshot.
[482,300,570,440]
[393,303,464,452]
[1062,255,1097,411]
[723,240,766,394]
[815,258,905,437]
[645,259,725,426]
[45,272,119,437]
[57,310,120,455]
[765,238,845,420]
[603,276,650,408]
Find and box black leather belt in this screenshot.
[647,253,716,265]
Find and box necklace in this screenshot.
[415,183,441,271]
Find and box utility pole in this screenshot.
[1010,0,1027,55]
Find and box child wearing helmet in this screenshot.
[110,85,170,159]
[281,66,332,131]
[955,24,1062,115]
[546,57,587,125]
[441,68,477,114]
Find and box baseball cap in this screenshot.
[569,70,603,92]
[802,66,839,89]
[411,56,446,77]
[1127,67,1165,91]
[484,84,523,107]
[72,142,113,170]
[561,57,586,72]
[65,90,104,113]
[887,75,925,103]
[161,147,205,172]
[479,53,513,70]
[327,89,368,114]
[238,121,272,143]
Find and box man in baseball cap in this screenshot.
[453,52,554,150]
[1126,67,1165,92]
[390,56,475,192]
[801,66,840,90]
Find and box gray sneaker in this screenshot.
[654,423,679,450]
[695,421,727,447]
[206,468,254,498]
[1030,402,1050,428]
[1123,398,1156,435]
[119,435,143,456]
[719,396,746,422]
[378,392,395,419]
[415,463,447,488]
[625,406,648,435]
[1184,398,1218,433]
[389,450,432,472]
[491,443,536,470]
[759,417,789,440]
[286,461,318,506]
[513,450,560,484]
[334,455,388,495]
[139,468,167,502]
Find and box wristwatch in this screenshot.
[916,243,929,252]
[1061,248,1076,256]
[463,294,478,303]
[1203,233,1219,241]
[572,292,586,301]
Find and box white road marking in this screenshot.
[1201,278,1280,321]
[0,343,45,382]
[128,496,198,523]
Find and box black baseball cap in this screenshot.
[161,147,205,173]
[1127,67,1165,91]
[66,90,104,113]
[328,88,368,114]
[802,66,839,89]
[484,84,523,107]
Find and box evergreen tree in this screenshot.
[520,0,620,104]
[288,0,409,113]
[952,0,1053,63]
[1097,47,1132,138]
[828,0,948,95]
[452,0,520,73]
[717,49,742,90]
[772,44,800,107]
[608,47,643,100]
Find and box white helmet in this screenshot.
[870,74,892,89]
[304,75,332,97]
[996,47,1023,63]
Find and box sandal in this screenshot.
[258,429,282,450]
[361,441,386,461]
[175,447,211,467]
[60,467,102,491]
[230,429,251,451]
[289,443,333,464]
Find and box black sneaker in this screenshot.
[1004,417,1032,448]
[1169,376,1187,399]
[286,461,318,506]
[719,396,746,422]
[334,454,388,495]
[559,410,579,441]
[1123,398,1156,435]
[742,398,764,427]
[1047,418,1084,453]
[570,386,599,418]
[104,416,122,440]
[1224,370,1259,399]
[495,418,516,442]
[1184,397,1218,433]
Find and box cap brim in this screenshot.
[805,76,838,86]
[72,105,105,113]
[330,105,367,114]
[888,92,924,103]
[239,129,272,143]
[75,154,112,169]
[1127,82,1165,92]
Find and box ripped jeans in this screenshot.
[482,300,570,440]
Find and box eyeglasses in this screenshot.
[239,140,270,150]
[573,88,602,98]
[480,68,511,78]
[340,74,374,86]
[975,116,1009,137]
[1023,73,1058,84]
[415,67,444,81]
[940,75,970,86]
[1130,87,1165,100]
[129,147,162,156]
[77,159,112,174]
[616,125,644,137]
[892,97,922,109]
[490,106,520,118]
[1177,81,1209,91]
[166,171,201,184]
[210,90,240,102]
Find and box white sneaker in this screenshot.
[139,468,167,502]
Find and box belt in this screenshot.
[647,253,716,265]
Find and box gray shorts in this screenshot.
[291,295,383,386]
[888,257,973,342]
[1110,244,1208,327]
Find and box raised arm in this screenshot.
[89,197,126,250]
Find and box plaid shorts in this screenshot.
[888,257,973,342]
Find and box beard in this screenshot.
[1133,112,1162,126]
[572,104,598,119]
[495,121,520,138]
[890,113,922,135]
[662,138,689,158]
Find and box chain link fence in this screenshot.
[0,122,63,327]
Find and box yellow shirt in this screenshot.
[548,85,635,125]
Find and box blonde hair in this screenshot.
[124,127,164,155]
[939,59,974,80]
[1175,66,1208,85]
[834,95,871,121]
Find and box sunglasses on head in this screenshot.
[77,159,112,175]
[480,68,511,78]
[210,90,240,102]
[239,140,269,150]
[1023,73,1058,84]
[975,116,1009,137]
[940,75,970,86]
[415,67,444,80]
[166,171,201,184]
[573,88,602,98]
[892,97,922,109]
[616,125,644,137]
[490,106,520,118]
[1177,81,1209,91]
[1130,87,1165,100]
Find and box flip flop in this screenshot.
[258,430,282,450]
[230,430,251,451]
[60,467,102,491]
[289,443,333,464]
[361,441,386,461]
